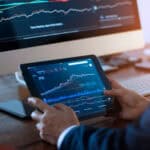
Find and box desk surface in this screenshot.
[0,49,150,149]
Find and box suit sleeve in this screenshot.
[59,108,150,150]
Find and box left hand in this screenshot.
[105,79,150,120]
[28,97,80,145]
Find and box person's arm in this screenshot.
[60,107,150,150]
[27,79,150,149]
[57,125,78,149]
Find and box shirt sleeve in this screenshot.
[59,107,150,150]
[57,125,78,149]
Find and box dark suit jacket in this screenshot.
[60,107,150,150]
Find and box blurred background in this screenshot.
[138,0,150,44]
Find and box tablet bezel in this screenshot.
[20,55,117,120]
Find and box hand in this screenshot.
[105,79,150,120]
[28,97,80,145]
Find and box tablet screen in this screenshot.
[26,58,112,118]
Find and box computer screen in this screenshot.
[21,56,115,118]
[0,0,144,74]
[27,58,109,118]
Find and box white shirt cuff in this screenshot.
[57,125,78,149]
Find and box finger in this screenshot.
[104,89,123,96]
[36,123,47,132]
[39,131,44,140]
[28,97,50,112]
[36,123,42,131]
[31,110,43,121]
[39,132,49,140]
[54,103,70,111]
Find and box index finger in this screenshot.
[104,89,123,96]
[31,110,43,121]
[28,97,51,112]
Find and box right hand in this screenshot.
[28,97,79,145]
[105,79,150,120]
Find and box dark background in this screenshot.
[0,0,140,51]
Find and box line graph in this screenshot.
[0,8,91,23]
[44,89,102,103]
[0,0,69,12]
[0,0,137,48]
[70,102,106,108]
[0,0,69,7]
[63,95,107,107]
[25,57,114,117]
[69,99,106,108]
[41,73,95,96]
[71,95,106,102]
[0,1,132,23]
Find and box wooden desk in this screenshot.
[0,50,150,149]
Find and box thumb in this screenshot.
[104,89,123,96]
[28,97,50,112]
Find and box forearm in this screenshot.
[59,107,150,150]
[59,125,126,150]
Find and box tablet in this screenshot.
[20,55,117,120]
[0,99,33,119]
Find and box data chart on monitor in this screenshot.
[27,58,112,116]
[0,0,138,43]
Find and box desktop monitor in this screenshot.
[0,0,144,75]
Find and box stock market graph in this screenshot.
[27,58,112,117]
[0,0,136,43]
